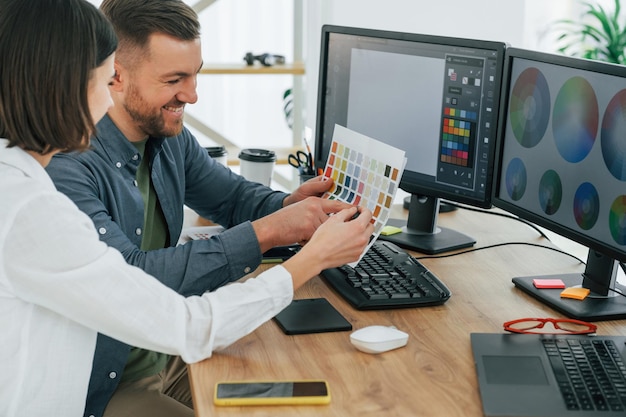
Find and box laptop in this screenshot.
[471,333,626,417]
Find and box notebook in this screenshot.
[471,333,626,417]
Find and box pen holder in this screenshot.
[299,173,315,184]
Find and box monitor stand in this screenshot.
[512,249,626,321]
[379,194,475,255]
[403,195,457,213]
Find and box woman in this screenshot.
[0,0,373,415]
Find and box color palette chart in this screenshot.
[441,116,473,167]
[323,125,406,265]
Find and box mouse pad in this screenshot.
[273,298,352,335]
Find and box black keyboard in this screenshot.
[543,338,626,411]
[320,241,451,310]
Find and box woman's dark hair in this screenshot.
[0,0,118,153]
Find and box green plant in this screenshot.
[282,87,294,129]
[553,0,626,64]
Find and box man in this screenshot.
[46,1,349,416]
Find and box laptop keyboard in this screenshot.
[543,338,626,411]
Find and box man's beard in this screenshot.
[124,82,184,138]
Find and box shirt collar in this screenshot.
[91,114,165,167]
[0,138,56,190]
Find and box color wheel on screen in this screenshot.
[609,195,626,245]
[509,67,550,148]
[601,89,626,181]
[552,76,598,163]
[573,182,600,230]
[505,157,527,201]
[538,169,562,215]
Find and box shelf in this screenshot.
[193,0,305,191]
[200,62,305,75]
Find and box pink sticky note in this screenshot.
[533,279,566,289]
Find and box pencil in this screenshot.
[303,137,314,171]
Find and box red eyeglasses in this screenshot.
[503,317,597,335]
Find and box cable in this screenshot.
[414,241,586,264]
[442,201,552,241]
[414,241,626,299]
[413,203,626,298]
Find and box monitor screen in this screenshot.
[493,47,626,320]
[314,25,507,254]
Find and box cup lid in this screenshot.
[205,146,227,157]
[238,148,276,162]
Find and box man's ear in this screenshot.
[109,61,125,92]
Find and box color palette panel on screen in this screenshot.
[441,117,473,167]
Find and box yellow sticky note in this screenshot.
[560,287,590,300]
[381,225,402,236]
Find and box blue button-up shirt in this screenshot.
[46,114,287,417]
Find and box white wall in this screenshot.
[302,0,582,139]
[86,0,614,154]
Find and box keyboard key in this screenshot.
[543,338,626,411]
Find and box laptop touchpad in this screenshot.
[483,356,548,385]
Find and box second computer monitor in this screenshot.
[314,25,507,254]
[493,47,626,320]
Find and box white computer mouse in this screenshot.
[349,325,409,354]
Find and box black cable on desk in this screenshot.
[415,241,626,299]
[442,201,551,241]
[435,204,626,299]
[414,241,585,264]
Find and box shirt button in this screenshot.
[132,154,139,161]
[98,227,106,235]
[115,162,122,168]
[133,180,138,187]
[244,266,251,274]
[135,228,142,236]
[109,371,117,379]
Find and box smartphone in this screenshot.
[261,244,301,264]
[213,380,331,406]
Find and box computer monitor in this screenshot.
[493,47,626,321]
[314,25,507,254]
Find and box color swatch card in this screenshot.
[322,124,406,265]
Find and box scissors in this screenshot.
[288,150,313,174]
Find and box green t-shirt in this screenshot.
[121,139,170,382]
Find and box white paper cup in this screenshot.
[238,148,276,186]
[205,146,228,166]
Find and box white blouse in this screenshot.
[0,139,293,416]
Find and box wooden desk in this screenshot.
[187,206,626,417]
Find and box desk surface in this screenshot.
[187,205,626,417]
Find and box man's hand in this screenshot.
[282,176,333,207]
[284,206,374,289]
[252,196,352,252]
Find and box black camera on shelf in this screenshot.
[243,52,285,67]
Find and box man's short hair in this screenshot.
[100,0,201,68]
